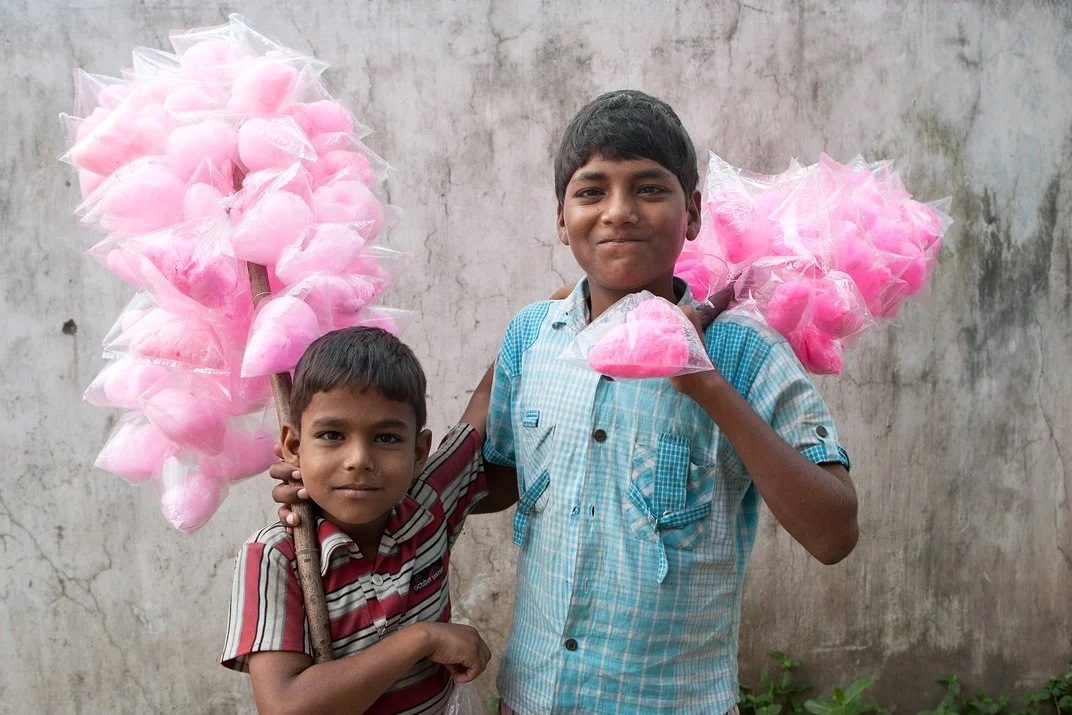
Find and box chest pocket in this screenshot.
[513,410,553,545]
[624,434,726,582]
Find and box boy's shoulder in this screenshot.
[703,310,799,392]
[240,521,299,560]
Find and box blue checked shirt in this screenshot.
[484,280,850,715]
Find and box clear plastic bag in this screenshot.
[560,292,713,379]
[443,682,485,715]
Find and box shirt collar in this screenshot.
[314,495,434,574]
[551,277,698,332]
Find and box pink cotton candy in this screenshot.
[810,279,867,340]
[79,169,106,199]
[294,100,355,136]
[159,467,226,533]
[231,190,313,265]
[124,309,228,371]
[85,358,170,409]
[241,296,323,377]
[237,117,314,173]
[200,426,276,482]
[312,180,384,235]
[765,280,813,334]
[587,299,695,378]
[308,149,375,187]
[274,223,368,284]
[183,182,227,220]
[178,39,249,82]
[227,59,297,114]
[788,328,844,375]
[165,120,238,180]
[163,86,221,114]
[301,275,382,327]
[142,386,228,454]
[95,417,175,483]
[97,163,186,235]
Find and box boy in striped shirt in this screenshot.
[221,326,515,714]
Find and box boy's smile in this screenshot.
[281,387,431,553]
[558,154,701,319]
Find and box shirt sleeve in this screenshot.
[220,533,309,672]
[745,337,851,469]
[483,326,521,468]
[420,423,489,547]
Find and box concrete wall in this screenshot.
[1,1,1068,711]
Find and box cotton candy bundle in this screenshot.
[677,152,951,373]
[61,15,412,532]
[561,292,714,379]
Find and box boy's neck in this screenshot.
[586,276,680,321]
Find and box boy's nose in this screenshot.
[342,442,374,471]
[602,190,638,225]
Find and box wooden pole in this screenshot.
[246,264,334,663]
[234,162,332,664]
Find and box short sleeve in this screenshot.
[483,303,550,468]
[419,423,489,547]
[220,532,309,672]
[747,338,851,469]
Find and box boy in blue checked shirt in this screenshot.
[484,90,859,715]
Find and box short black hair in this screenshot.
[289,327,427,430]
[554,90,699,202]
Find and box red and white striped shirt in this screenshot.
[221,423,487,714]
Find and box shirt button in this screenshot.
[564,638,578,651]
[371,574,384,587]
[592,429,607,443]
[816,425,829,438]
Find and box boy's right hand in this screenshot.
[416,622,492,683]
[268,443,307,528]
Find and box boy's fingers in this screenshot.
[267,461,300,482]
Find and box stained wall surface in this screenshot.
[1,1,1069,712]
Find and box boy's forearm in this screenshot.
[471,462,519,514]
[673,370,859,564]
[249,624,433,715]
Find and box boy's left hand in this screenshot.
[268,443,307,528]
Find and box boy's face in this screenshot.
[557,154,701,315]
[281,387,431,548]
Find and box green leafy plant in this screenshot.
[739,650,814,715]
[1024,661,1072,714]
[804,678,890,715]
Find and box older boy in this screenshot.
[483,90,858,714]
[222,327,514,714]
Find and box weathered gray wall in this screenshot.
[1,1,1068,712]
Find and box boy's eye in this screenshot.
[375,433,405,444]
[317,431,344,442]
[638,184,667,195]
[575,187,603,199]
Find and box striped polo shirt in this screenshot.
[484,280,850,715]
[221,423,487,714]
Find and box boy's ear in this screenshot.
[556,202,569,246]
[684,190,702,242]
[413,428,433,473]
[280,423,301,466]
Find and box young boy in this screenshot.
[482,90,859,714]
[221,326,514,714]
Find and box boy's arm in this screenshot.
[247,621,490,715]
[460,362,519,514]
[671,365,858,564]
[671,309,858,564]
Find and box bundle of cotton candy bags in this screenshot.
[673,152,951,374]
[62,14,411,532]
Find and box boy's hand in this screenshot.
[418,622,492,683]
[670,305,729,399]
[268,443,307,528]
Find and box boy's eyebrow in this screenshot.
[572,166,675,183]
[309,416,412,431]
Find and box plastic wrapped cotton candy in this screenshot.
[561,292,714,379]
[62,13,412,533]
[157,459,228,534]
[675,151,952,374]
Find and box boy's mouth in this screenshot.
[335,484,381,499]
